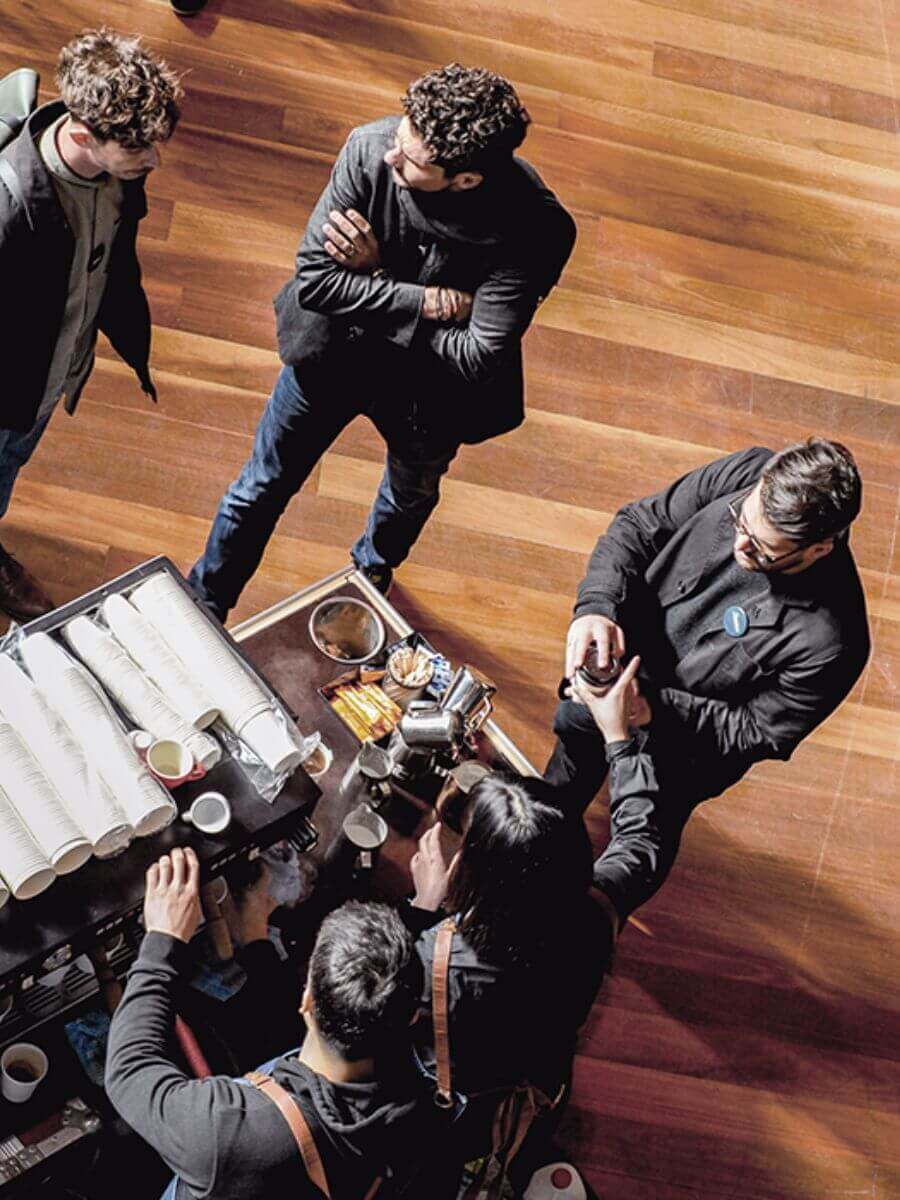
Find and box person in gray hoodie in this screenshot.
[106,848,438,1200]
[189,63,576,618]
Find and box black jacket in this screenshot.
[274,117,576,446]
[106,933,438,1200]
[0,101,153,432]
[576,447,870,798]
[401,897,609,1102]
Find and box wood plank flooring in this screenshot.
[2,2,898,1195]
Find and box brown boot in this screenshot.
[0,543,54,622]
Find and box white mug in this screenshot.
[146,739,205,788]
[1,1042,48,1103]
[182,792,231,835]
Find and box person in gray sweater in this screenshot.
[106,848,438,1200]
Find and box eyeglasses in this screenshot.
[727,493,803,568]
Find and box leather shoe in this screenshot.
[171,0,208,13]
[0,543,54,622]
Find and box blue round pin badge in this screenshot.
[723,605,749,638]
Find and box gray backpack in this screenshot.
[0,68,39,217]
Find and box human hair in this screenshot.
[444,773,593,969]
[401,63,530,175]
[760,438,861,544]
[309,901,420,1060]
[56,28,182,149]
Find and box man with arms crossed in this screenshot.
[107,848,437,1199]
[189,63,576,618]
[548,439,870,916]
[0,29,180,620]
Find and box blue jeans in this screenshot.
[189,365,457,618]
[0,416,52,521]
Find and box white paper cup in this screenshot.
[1,1042,48,1103]
[9,863,56,901]
[182,792,231,836]
[50,837,93,875]
[240,711,304,775]
[146,739,204,788]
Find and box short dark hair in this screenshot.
[309,901,419,1060]
[760,438,862,544]
[445,773,593,968]
[57,28,182,149]
[401,63,530,175]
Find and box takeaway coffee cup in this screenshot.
[182,792,231,836]
[1,1042,48,1103]
[146,739,205,788]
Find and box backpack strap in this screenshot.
[431,918,457,1108]
[245,1071,331,1199]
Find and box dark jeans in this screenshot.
[0,414,53,521]
[545,698,698,918]
[189,365,458,618]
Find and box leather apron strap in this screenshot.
[431,918,456,1108]
[245,1071,331,1199]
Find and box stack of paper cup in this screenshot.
[22,634,176,839]
[0,657,132,858]
[0,722,92,874]
[102,595,219,730]
[62,617,222,773]
[0,785,55,900]
[130,575,271,728]
[239,710,306,775]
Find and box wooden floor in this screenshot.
[3,1,899,1195]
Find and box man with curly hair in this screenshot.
[0,29,181,621]
[190,63,576,618]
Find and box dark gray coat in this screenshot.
[0,101,153,432]
[274,117,576,446]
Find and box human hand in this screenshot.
[569,655,641,743]
[410,823,458,911]
[143,847,202,944]
[236,864,278,945]
[565,613,625,680]
[627,689,652,729]
[323,208,381,271]
[423,286,473,323]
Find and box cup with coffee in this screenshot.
[1,1042,48,1103]
[146,738,205,788]
[182,792,231,836]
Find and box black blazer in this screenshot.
[274,117,576,446]
[0,102,153,432]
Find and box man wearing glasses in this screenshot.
[547,439,869,919]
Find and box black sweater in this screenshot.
[106,932,437,1199]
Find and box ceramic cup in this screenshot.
[342,803,388,851]
[1,1042,48,1104]
[146,739,205,788]
[182,791,231,835]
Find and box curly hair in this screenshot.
[56,28,182,149]
[401,63,530,175]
